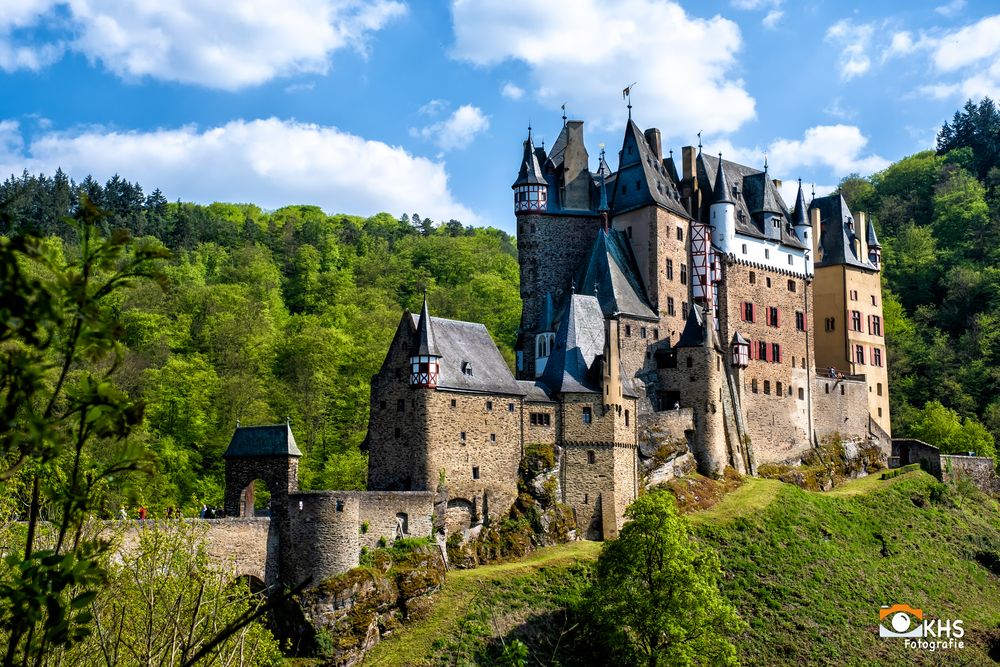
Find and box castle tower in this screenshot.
[791,180,814,275]
[810,194,891,436]
[513,122,601,380]
[708,153,736,254]
[223,423,301,518]
[409,292,441,388]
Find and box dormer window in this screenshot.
[462,361,473,376]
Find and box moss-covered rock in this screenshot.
[757,435,886,491]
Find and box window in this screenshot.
[851,310,862,331]
[767,306,779,327]
[877,382,883,396]
[742,243,748,254]
[625,324,632,337]
[871,315,882,337]
[627,226,633,238]
[677,226,684,241]
[667,297,676,316]
[749,271,756,284]
[686,356,693,368]
[640,327,647,339]
[582,407,592,424]
[771,343,781,363]
[625,410,630,426]
[490,433,496,442]
[530,412,551,426]
[654,328,659,339]
[878,407,883,417]
[584,493,589,504]
[450,398,456,408]
[472,466,480,480]
[394,427,400,438]
[462,361,474,376]
[336,500,344,512]
[758,341,768,360]
[751,378,758,393]
[873,347,883,367]
[766,277,772,288]
[508,402,515,412]
[795,310,806,331]
[825,317,835,332]
[764,380,771,395]
[682,302,689,318]
[460,431,466,441]
[855,344,865,365]
[486,400,493,411]
[787,279,796,292]
[666,259,674,280]
[397,399,405,413]
[871,295,878,306]
[587,450,596,464]
[742,301,755,322]
[680,264,688,285]
[765,249,770,259]
[787,255,794,265]
[850,289,858,301]
[798,387,805,400]
[776,381,783,396]
[379,400,386,410]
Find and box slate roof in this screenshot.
[675,303,720,350]
[712,154,734,205]
[517,380,556,403]
[512,131,547,187]
[576,228,657,320]
[866,217,881,248]
[224,424,302,458]
[791,179,809,227]
[540,294,605,394]
[610,119,689,218]
[407,314,524,396]
[811,194,878,270]
[412,293,440,357]
[697,153,807,250]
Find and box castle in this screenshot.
[223,113,893,587]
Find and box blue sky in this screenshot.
[2,0,999,233]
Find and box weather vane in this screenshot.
[622,82,637,118]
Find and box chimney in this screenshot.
[562,120,591,211]
[772,178,782,190]
[810,206,821,258]
[856,211,867,260]
[644,128,662,162]
[682,146,697,182]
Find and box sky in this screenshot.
[2,0,999,233]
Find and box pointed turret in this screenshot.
[711,153,734,205]
[512,127,548,214]
[866,217,882,269]
[410,292,442,387]
[791,179,813,270]
[792,179,809,227]
[707,154,736,253]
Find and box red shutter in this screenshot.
[776,344,782,363]
[867,315,872,333]
[776,308,781,328]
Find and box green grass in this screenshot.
[363,470,1000,666]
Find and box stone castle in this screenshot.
[223,114,893,587]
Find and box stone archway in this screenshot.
[445,498,475,534]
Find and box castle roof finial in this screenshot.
[571,278,576,294]
[697,130,702,154]
[763,150,768,173]
[623,82,636,120]
[561,103,567,127]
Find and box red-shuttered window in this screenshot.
[758,341,767,360]
[743,301,755,322]
[771,343,782,363]
[795,310,806,331]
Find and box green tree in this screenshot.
[584,491,744,667]
[907,400,996,462]
[937,97,1000,180]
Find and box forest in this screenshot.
[1,98,998,518]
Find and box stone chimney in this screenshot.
[562,120,591,211]
[772,178,782,190]
[644,128,662,162]
[856,211,867,261]
[682,146,697,182]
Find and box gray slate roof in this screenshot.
[413,294,440,357]
[610,119,689,218]
[576,228,657,320]
[811,194,878,270]
[540,294,605,394]
[675,303,721,350]
[791,180,809,227]
[513,132,547,187]
[224,424,302,458]
[517,380,556,403]
[407,314,523,396]
[697,153,807,250]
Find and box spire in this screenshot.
[598,148,610,217]
[712,153,734,205]
[763,152,768,173]
[413,290,440,357]
[512,128,547,188]
[866,217,881,248]
[792,178,809,227]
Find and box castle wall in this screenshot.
[285,492,361,587]
[516,212,601,378]
[719,260,813,464]
[523,400,559,447]
[358,491,434,550]
[812,375,869,443]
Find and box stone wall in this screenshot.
[223,456,299,518]
[720,260,813,464]
[285,492,361,587]
[523,400,559,448]
[358,491,434,551]
[812,374,869,444]
[941,455,1000,494]
[516,212,602,378]
[892,439,943,478]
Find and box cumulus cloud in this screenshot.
[825,19,875,80]
[450,0,755,137]
[0,118,476,222]
[411,104,490,151]
[777,180,836,206]
[935,0,966,17]
[762,10,784,30]
[0,0,405,89]
[501,82,524,100]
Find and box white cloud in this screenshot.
[931,14,1000,71]
[450,0,755,137]
[767,125,889,176]
[825,19,874,80]
[411,104,490,151]
[935,0,966,17]
[777,180,835,207]
[762,10,784,30]
[0,0,405,89]
[501,82,524,100]
[730,0,779,9]
[418,99,449,116]
[0,118,477,222]
[822,98,856,120]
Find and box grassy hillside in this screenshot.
[362,471,1000,666]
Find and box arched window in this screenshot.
[587,450,596,464]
